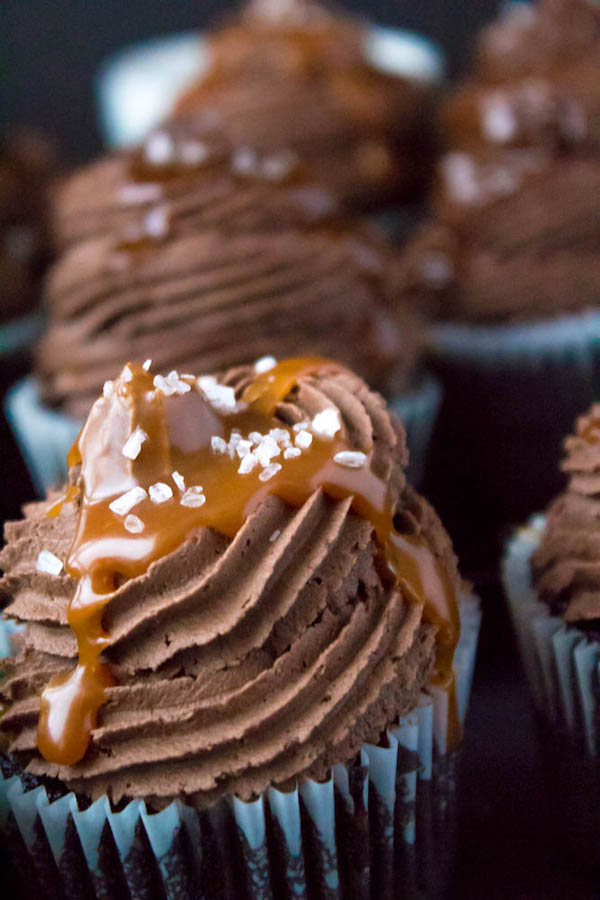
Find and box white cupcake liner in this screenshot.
[390,372,442,487]
[502,516,600,756]
[97,26,444,149]
[0,594,480,899]
[4,376,80,495]
[6,374,442,496]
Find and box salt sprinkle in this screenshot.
[142,359,152,371]
[211,435,229,455]
[149,482,173,504]
[179,140,208,166]
[103,380,114,398]
[145,131,173,166]
[249,431,264,444]
[124,514,145,534]
[311,409,341,439]
[259,462,282,482]
[333,451,367,469]
[269,529,281,542]
[255,436,281,467]
[36,550,63,576]
[238,453,259,474]
[292,421,310,433]
[254,355,277,374]
[284,446,301,460]
[154,370,190,397]
[118,183,162,206]
[145,206,169,238]
[294,429,313,450]
[232,146,258,175]
[197,376,237,412]
[181,486,206,508]
[269,428,291,447]
[172,471,186,491]
[122,426,148,460]
[109,486,148,516]
[236,439,254,459]
[121,365,133,383]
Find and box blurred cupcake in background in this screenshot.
[0,356,480,899]
[8,117,440,493]
[98,0,443,216]
[397,0,600,571]
[503,404,600,871]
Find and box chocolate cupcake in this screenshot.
[398,0,600,569]
[9,119,440,493]
[503,404,600,871]
[0,357,480,898]
[98,0,442,214]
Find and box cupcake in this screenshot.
[9,118,440,493]
[397,0,600,570]
[98,0,442,214]
[503,404,600,870]
[0,357,480,898]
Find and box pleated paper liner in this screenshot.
[0,595,479,900]
[6,373,442,496]
[502,519,600,870]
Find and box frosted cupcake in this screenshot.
[9,118,440,492]
[0,356,480,898]
[397,0,600,568]
[503,404,600,869]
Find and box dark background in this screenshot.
[2,0,499,165]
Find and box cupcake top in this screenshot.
[168,0,437,210]
[0,131,55,324]
[0,357,461,807]
[532,404,600,627]
[397,0,600,323]
[38,133,418,420]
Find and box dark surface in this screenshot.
[453,579,599,900]
[1,0,500,165]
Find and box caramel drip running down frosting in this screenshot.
[36,358,460,768]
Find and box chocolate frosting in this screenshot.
[532,404,600,625]
[397,0,600,323]
[0,132,55,323]
[169,0,437,211]
[0,363,459,807]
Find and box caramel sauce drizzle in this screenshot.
[37,358,460,767]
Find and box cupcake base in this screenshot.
[0,596,480,899]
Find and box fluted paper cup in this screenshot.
[502,518,600,869]
[0,594,480,899]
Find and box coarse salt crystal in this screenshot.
[232,146,258,175]
[122,426,148,460]
[179,140,208,166]
[145,206,169,238]
[259,462,282,482]
[294,429,313,450]
[255,436,281,467]
[149,482,173,504]
[181,486,206,508]
[269,428,290,446]
[121,365,133,383]
[103,380,114,398]
[36,550,63,576]
[254,355,277,374]
[236,439,255,458]
[145,131,173,166]
[198,377,237,412]
[119,182,162,205]
[172,471,185,491]
[109,486,148,516]
[238,452,259,474]
[269,529,281,542]
[142,359,152,371]
[311,408,340,439]
[153,374,176,397]
[292,421,310,432]
[333,451,367,469]
[211,436,228,455]
[284,446,301,459]
[124,514,145,534]
[249,431,264,444]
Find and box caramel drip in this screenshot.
[37,358,460,767]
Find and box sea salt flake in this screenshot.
[236,439,255,459]
[121,365,133,383]
[311,409,341,439]
[232,146,258,175]
[175,379,191,394]
[294,429,313,450]
[122,426,148,460]
[153,374,176,397]
[269,428,291,447]
[109,486,148,516]
[124,514,145,534]
[36,550,63,576]
[269,529,281,542]
[181,486,206,508]
[172,471,186,491]
[149,482,173,504]
[179,140,208,166]
[249,431,264,444]
[145,206,168,238]
[103,380,114,398]
[211,436,228,455]
[198,377,237,412]
[333,451,367,469]
[259,462,282,482]
[254,355,277,374]
[119,182,162,205]
[292,421,310,433]
[255,436,281,467]
[142,359,152,371]
[145,131,173,166]
[238,452,259,474]
[284,446,301,459]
